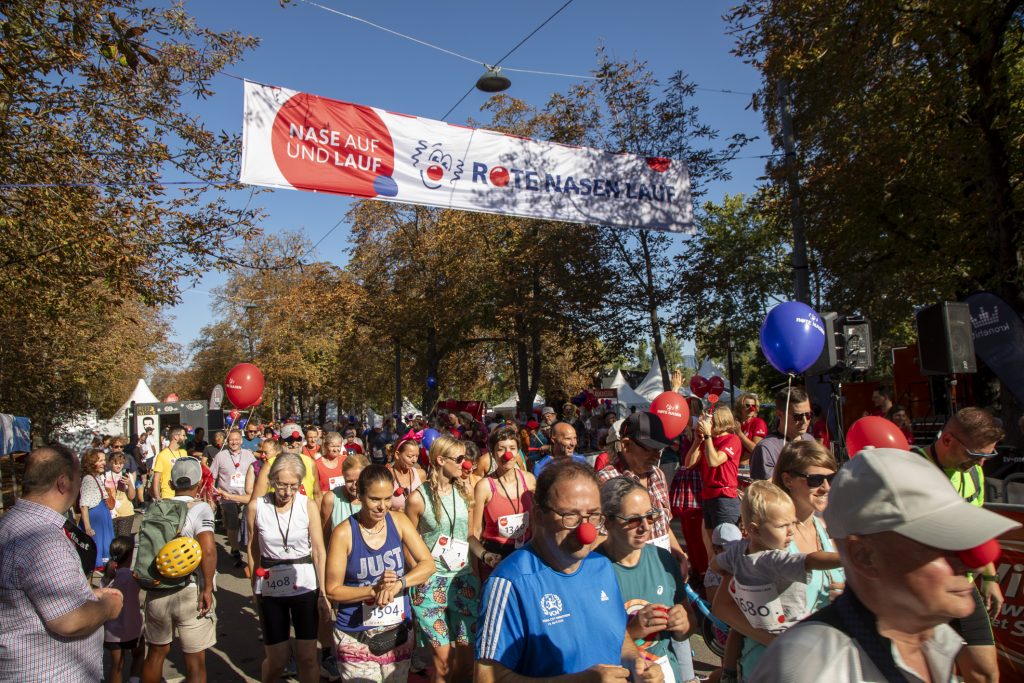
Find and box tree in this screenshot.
[544,51,754,390]
[0,1,259,432]
[727,0,1023,339]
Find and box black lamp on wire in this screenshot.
[476,65,511,93]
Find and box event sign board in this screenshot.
[240,81,694,233]
[985,504,1024,678]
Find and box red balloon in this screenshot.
[228,409,240,423]
[958,538,1002,569]
[689,375,710,398]
[708,376,726,397]
[649,391,690,440]
[225,363,265,409]
[576,521,598,545]
[164,393,179,402]
[845,416,910,456]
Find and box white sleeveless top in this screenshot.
[254,494,317,596]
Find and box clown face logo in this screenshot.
[412,140,464,189]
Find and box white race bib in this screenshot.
[362,594,405,627]
[648,533,671,550]
[328,475,344,491]
[653,655,676,683]
[229,472,246,489]
[497,512,528,540]
[430,535,469,571]
[261,563,317,597]
[729,579,796,633]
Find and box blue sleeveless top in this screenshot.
[335,513,411,631]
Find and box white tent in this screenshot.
[109,378,159,420]
[605,370,651,411]
[634,355,667,401]
[491,392,544,416]
[401,397,421,417]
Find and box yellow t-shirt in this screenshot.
[265,453,318,497]
[153,447,188,500]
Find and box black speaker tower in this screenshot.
[915,302,977,375]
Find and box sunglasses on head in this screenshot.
[788,471,836,488]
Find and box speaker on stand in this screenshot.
[915,302,977,416]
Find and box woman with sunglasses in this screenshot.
[735,393,766,462]
[246,453,329,683]
[405,435,479,683]
[711,441,843,680]
[598,477,699,683]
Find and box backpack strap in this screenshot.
[805,590,910,683]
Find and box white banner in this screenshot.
[240,81,693,233]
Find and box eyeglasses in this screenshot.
[949,433,999,459]
[789,411,813,422]
[788,471,836,488]
[111,444,124,449]
[272,482,300,491]
[245,430,258,435]
[440,453,468,465]
[612,509,663,528]
[743,403,757,409]
[541,506,605,530]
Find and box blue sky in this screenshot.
[166,0,771,367]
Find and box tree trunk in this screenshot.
[640,231,672,391]
[514,313,533,417]
[422,327,440,416]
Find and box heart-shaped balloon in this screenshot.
[690,375,710,398]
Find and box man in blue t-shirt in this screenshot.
[241,422,262,452]
[532,422,590,478]
[475,460,664,683]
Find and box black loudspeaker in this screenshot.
[916,302,977,375]
[807,312,840,375]
[842,317,873,372]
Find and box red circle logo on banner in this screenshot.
[271,93,397,198]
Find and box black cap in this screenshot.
[621,412,670,450]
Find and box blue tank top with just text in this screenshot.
[335,513,411,632]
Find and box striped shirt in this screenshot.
[0,499,103,681]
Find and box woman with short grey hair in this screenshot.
[598,476,699,683]
[246,452,329,683]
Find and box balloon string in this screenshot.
[783,374,793,439]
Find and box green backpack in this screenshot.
[132,499,193,590]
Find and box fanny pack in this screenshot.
[343,622,410,656]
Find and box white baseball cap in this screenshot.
[824,448,1019,550]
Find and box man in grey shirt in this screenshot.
[749,448,1020,683]
[209,428,255,566]
[749,386,814,481]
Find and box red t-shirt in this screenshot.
[811,419,832,448]
[344,442,364,456]
[742,417,768,441]
[699,434,742,500]
[315,456,346,493]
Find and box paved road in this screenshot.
[122,531,721,682]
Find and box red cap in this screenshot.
[527,420,539,430]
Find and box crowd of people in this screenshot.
[0,394,1019,683]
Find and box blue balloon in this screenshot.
[759,301,826,374]
[426,375,438,389]
[421,428,441,452]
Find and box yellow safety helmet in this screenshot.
[155,537,202,578]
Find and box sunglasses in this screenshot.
[613,509,663,528]
[788,471,836,488]
[789,411,813,422]
[440,453,468,465]
[948,433,998,459]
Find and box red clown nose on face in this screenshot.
[461,459,474,472]
[501,452,515,462]
[576,521,598,545]
[958,538,1001,569]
